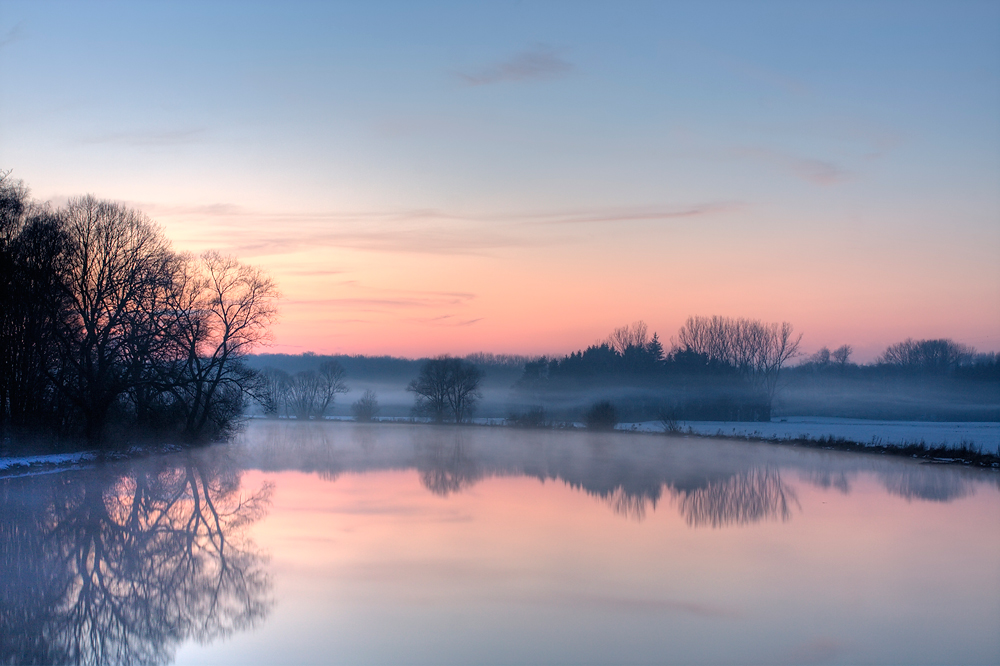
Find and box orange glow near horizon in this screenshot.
[156,204,1000,362]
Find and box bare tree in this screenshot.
[54,196,176,442]
[258,367,291,417]
[283,361,348,420]
[164,251,279,438]
[607,321,649,355]
[674,315,801,407]
[809,347,831,366]
[584,400,618,430]
[0,174,70,435]
[316,360,348,415]
[286,370,321,419]
[408,357,482,423]
[831,344,853,367]
[878,338,974,372]
[0,180,281,445]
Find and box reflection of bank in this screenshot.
[0,450,272,666]
[235,421,992,529]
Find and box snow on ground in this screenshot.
[619,416,1000,452]
[355,415,1000,452]
[0,451,98,472]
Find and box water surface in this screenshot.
[3,421,998,665]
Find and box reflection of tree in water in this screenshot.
[0,451,272,665]
[604,486,658,521]
[415,432,483,496]
[351,425,377,453]
[877,466,973,502]
[674,467,798,528]
[801,469,852,494]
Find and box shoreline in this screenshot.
[3,417,998,477]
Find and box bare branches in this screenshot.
[352,389,380,422]
[831,345,853,367]
[408,357,482,423]
[607,321,649,355]
[675,315,801,405]
[0,184,281,444]
[165,251,280,439]
[878,338,974,372]
[264,361,348,420]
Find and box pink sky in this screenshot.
[2,3,997,361]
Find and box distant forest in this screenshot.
[513,321,998,422]
[249,321,999,424]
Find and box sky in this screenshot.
[1,0,998,361]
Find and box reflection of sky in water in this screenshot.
[3,421,999,665]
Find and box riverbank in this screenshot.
[4,416,998,477]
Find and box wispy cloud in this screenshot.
[413,314,484,327]
[457,46,573,86]
[736,147,848,185]
[146,201,737,257]
[781,637,842,665]
[80,128,207,146]
[0,24,24,50]
[276,268,346,277]
[282,289,475,312]
[520,203,739,226]
[284,298,453,309]
[143,202,245,216]
[231,226,525,258]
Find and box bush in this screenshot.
[584,400,618,431]
[658,407,680,433]
[507,406,547,428]
[351,390,380,422]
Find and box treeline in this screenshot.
[0,172,278,447]
[516,318,802,421]
[514,319,998,423]
[781,338,999,421]
[794,338,999,381]
[251,355,484,423]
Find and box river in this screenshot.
[2,420,998,665]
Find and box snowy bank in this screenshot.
[619,417,1000,452]
[0,451,98,474]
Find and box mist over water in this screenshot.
[5,421,997,665]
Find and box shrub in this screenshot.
[584,400,618,431]
[351,390,380,422]
[507,406,547,428]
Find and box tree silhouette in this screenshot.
[408,357,482,423]
[0,175,280,445]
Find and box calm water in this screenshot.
[2,421,998,665]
